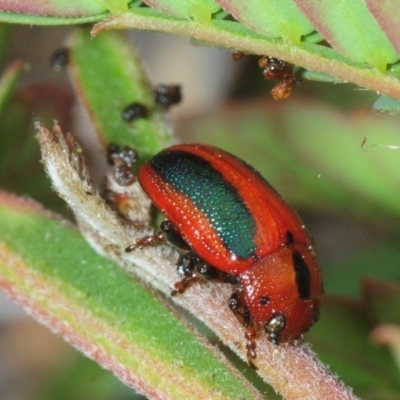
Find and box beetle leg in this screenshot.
[173,253,240,298]
[196,260,220,280]
[171,252,200,295]
[125,231,165,252]
[160,220,190,250]
[126,219,192,253]
[197,261,239,284]
[228,291,247,326]
[171,275,200,295]
[176,252,197,277]
[245,325,258,369]
[228,292,258,368]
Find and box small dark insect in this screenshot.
[153,85,182,107]
[107,144,138,186]
[108,144,138,166]
[122,102,148,122]
[50,47,69,71]
[112,165,135,186]
[258,56,296,100]
[258,56,292,81]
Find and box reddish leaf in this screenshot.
[294,0,398,70]
[366,0,400,56]
[0,0,107,17]
[217,0,314,43]
[143,0,220,21]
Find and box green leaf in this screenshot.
[93,8,400,102]
[218,0,314,44]
[1,2,400,99]
[372,95,400,114]
[144,0,221,22]
[294,0,399,71]
[296,68,344,83]
[67,28,172,161]
[0,192,261,400]
[0,11,105,25]
[0,0,108,17]
[366,0,400,56]
[101,0,130,13]
[0,0,133,25]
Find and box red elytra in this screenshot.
[128,144,323,367]
[138,144,312,274]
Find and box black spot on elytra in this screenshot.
[285,231,294,246]
[292,250,311,300]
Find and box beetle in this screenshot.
[126,143,323,367]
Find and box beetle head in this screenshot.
[239,244,323,343]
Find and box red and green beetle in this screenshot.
[126,143,323,367]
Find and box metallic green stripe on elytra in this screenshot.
[150,150,256,259]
